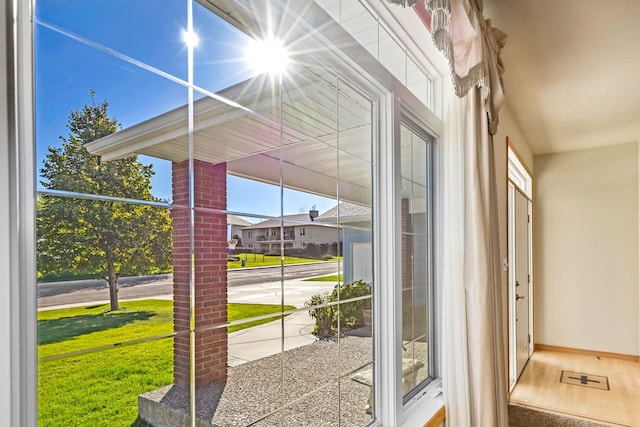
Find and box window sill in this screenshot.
[403,379,444,427]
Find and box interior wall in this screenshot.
[534,143,639,356]
[496,105,534,171]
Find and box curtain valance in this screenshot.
[387,0,506,135]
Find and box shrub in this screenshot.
[306,293,335,339]
[305,280,371,339]
[332,279,370,327]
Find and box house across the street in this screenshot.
[240,210,341,253]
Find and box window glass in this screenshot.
[508,147,532,198]
[407,55,434,111]
[193,0,256,93]
[34,0,442,424]
[400,121,432,398]
[36,1,377,425]
[315,0,436,116]
[379,25,407,85]
[36,0,189,80]
[35,1,188,423]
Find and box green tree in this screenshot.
[37,96,172,311]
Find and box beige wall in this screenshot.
[493,105,640,358]
[496,105,534,171]
[534,143,639,356]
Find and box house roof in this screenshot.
[241,202,371,230]
[227,214,253,227]
[316,201,371,223]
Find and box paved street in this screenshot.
[37,261,341,309]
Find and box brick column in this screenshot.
[172,159,228,389]
[401,198,413,339]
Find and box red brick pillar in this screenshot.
[172,159,228,389]
[401,198,413,337]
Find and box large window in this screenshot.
[31,0,442,426]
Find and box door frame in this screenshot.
[506,139,534,390]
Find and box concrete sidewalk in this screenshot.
[228,310,316,366]
[226,278,331,366]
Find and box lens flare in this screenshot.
[246,37,289,75]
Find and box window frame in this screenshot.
[6,0,39,424]
[398,112,436,402]
[375,84,443,425]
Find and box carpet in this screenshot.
[509,404,619,427]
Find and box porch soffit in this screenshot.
[85,71,373,206]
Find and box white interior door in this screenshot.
[514,189,531,379]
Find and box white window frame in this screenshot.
[375,86,443,427]
[4,0,38,425]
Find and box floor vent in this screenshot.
[560,370,609,391]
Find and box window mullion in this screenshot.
[374,91,403,426]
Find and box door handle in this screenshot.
[516,294,525,300]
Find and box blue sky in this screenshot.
[34,0,335,219]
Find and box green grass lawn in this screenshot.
[38,299,294,427]
[227,253,339,269]
[303,274,343,282]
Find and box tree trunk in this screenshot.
[107,260,120,311]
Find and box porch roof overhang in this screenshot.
[86,72,373,206]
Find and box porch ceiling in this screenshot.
[86,69,373,206]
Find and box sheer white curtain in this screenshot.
[440,84,508,427]
[439,84,471,426]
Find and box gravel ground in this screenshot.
[213,336,375,426]
[141,334,429,426]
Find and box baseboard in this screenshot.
[534,343,640,363]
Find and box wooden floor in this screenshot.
[510,349,640,426]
